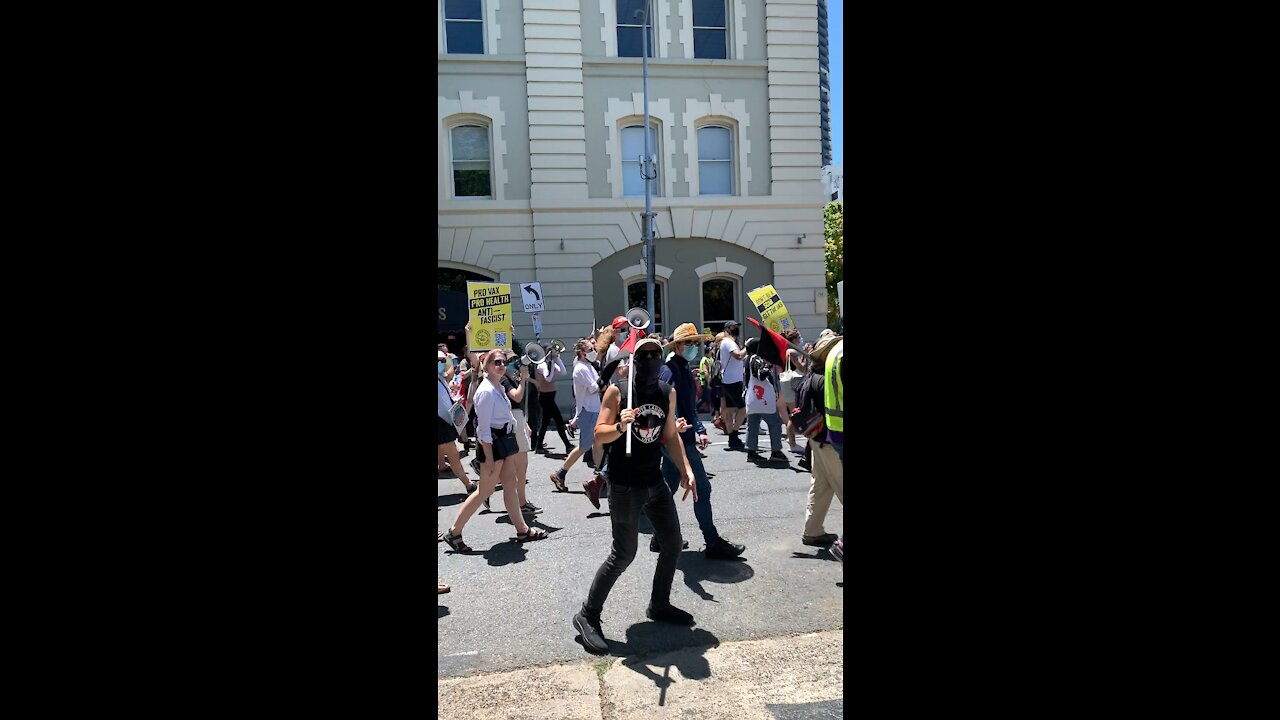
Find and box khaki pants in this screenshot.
[804,442,844,538]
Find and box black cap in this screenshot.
[724,321,739,332]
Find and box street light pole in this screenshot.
[640,0,657,333]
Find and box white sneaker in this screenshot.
[789,444,804,454]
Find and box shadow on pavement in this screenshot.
[608,623,721,705]
[790,549,834,562]
[586,512,611,519]
[483,541,528,566]
[677,552,754,602]
[438,605,450,618]
[766,699,843,719]
[438,493,468,508]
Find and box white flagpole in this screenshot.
[625,333,635,456]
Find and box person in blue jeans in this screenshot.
[658,323,746,560]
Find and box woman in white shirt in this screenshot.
[442,350,549,552]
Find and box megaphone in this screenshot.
[625,307,651,330]
[551,339,566,354]
[522,342,546,366]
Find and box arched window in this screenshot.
[626,280,665,336]
[697,125,734,195]
[449,124,492,198]
[701,277,738,334]
[621,123,660,197]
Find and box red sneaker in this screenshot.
[582,476,602,510]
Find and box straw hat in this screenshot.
[662,323,713,350]
[810,334,842,366]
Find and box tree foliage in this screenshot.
[824,200,843,329]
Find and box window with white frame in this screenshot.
[621,123,660,197]
[693,0,728,59]
[617,0,655,57]
[701,277,737,334]
[697,125,733,195]
[627,280,665,335]
[449,124,492,198]
[443,0,484,54]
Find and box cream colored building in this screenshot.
[439,0,829,402]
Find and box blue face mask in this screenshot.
[438,362,446,374]
[682,345,699,362]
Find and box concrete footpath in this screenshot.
[437,630,843,720]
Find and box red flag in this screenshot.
[746,317,793,368]
[619,327,644,354]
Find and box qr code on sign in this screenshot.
[495,332,508,347]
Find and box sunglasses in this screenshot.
[490,359,507,367]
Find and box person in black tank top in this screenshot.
[572,338,699,655]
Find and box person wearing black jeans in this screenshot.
[573,338,698,655]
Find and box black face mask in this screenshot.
[634,354,663,389]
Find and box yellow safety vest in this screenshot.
[823,340,843,443]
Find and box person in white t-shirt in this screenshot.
[717,321,749,451]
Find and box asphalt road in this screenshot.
[437,422,844,678]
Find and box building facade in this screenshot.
[439,0,828,405]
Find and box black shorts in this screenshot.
[437,417,459,445]
[723,381,746,408]
[476,426,518,463]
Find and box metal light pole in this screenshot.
[639,0,657,331]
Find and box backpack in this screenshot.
[792,372,827,440]
[708,353,723,388]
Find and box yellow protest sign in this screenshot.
[747,284,795,334]
[466,282,513,350]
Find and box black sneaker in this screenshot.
[705,538,745,559]
[650,537,690,553]
[573,610,609,654]
[769,450,789,463]
[646,604,694,625]
[746,450,762,461]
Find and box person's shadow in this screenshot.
[676,551,753,602]
[438,605,450,618]
[606,622,721,706]
[437,493,467,509]
[483,541,528,566]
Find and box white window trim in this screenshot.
[620,124,661,199]
[602,0,668,59]
[605,94,675,199]
[682,95,752,197]
[679,0,745,60]
[439,92,508,201]
[439,0,501,55]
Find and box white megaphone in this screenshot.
[625,307,651,331]
[522,342,546,367]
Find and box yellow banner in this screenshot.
[466,282,513,350]
[747,284,795,334]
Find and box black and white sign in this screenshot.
[520,282,544,313]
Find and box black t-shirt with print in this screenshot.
[603,379,671,487]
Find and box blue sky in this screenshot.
[828,0,842,166]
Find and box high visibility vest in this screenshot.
[823,340,844,445]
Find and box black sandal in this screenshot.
[516,527,548,543]
[443,529,473,553]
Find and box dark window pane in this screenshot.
[694,29,726,59]
[445,0,483,20]
[454,168,491,197]
[703,279,734,323]
[693,0,726,27]
[446,22,484,54]
[618,0,648,24]
[617,26,654,57]
[628,282,663,335]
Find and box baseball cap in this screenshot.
[723,321,739,333]
[612,315,628,330]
